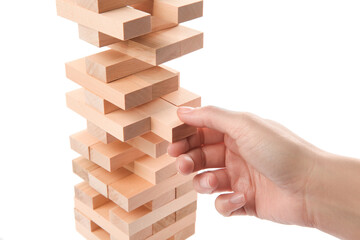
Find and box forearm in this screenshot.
[307,153,360,240]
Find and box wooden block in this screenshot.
[85,50,153,83]
[153,0,203,23]
[145,189,175,211]
[56,0,151,40]
[75,208,100,231]
[89,167,132,197]
[146,212,196,240]
[176,201,197,221]
[125,154,176,184]
[90,140,145,172]
[75,0,147,13]
[66,58,178,110]
[109,190,197,235]
[73,156,100,182]
[161,87,201,107]
[109,172,196,211]
[127,132,168,158]
[153,213,175,234]
[87,120,117,144]
[131,0,153,14]
[169,223,196,240]
[75,182,109,209]
[70,130,99,159]
[75,198,153,240]
[109,25,203,65]
[76,220,110,240]
[85,90,119,114]
[176,180,194,198]
[66,89,151,141]
[79,25,119,47]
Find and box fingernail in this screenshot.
[230,194,245,204]
[199,176,211,189]
[178,107,194,114]
[179,155,194,174]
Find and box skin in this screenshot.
[168,106,360,240]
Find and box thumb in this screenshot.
[177,106,241,135]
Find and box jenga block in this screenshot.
[79,25,120,48]
[56,0,151,40]
[153,0,203,24]
[161,87,201,107]
[76,221,110,240]
[76,0,147,13]
[88,167,132,197]
[75,182,109,209]
[109,172,196,211]
[176,180,194,199]
[109,25,203,65]
[66,89,151,141]
[85,50,153,83]
[75,208,100,231]
[127,132,168,158]
[131,0,153,14]
[169,223,196,240]
[66,58,179,110]
[75,197,152,240]
[90,141,145,172]
[87,121,117,144]
[85,90,119,114]
[125,154,177,184]
[176,201,197,221]
[153,213,175,234]
[145,189,175,210]
[70,130,99,159]
[73,156,100,182]
[109,190,197,235]
[146,212,196,240]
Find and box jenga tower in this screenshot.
[56,0,203,239]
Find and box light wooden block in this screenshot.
[73,156,100,182]
[145,189,175,210]
[85,90,119,114]
[56,0,151,40]
[168,223,196,240]
[109,172,196,211]
[127,132,168,158]
[176,180,194,199]
[79,25,120,47]
[131,0,153,14]
[76,220,110,240]
[153,213,175,234]
[90,140,145,172]
[85,50,153,83]
[109,190,197,235]
[161,87,201,107]
[66,58,179,110]
[89,167,132,197]
[153,0,203,23]
[87,121,117,144]
[66,89,151,141]
[70,130,99,159]
[75,197,152,240]
[75,208,100,231]
[125,154,177,184]
[75,0,147,13]
[75,182,109,209]
[109,25,203,65]
[176,201,197,221]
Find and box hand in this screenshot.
[168,106,320,227]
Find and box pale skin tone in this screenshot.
[168,106,360,240]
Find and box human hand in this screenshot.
[168,106,320,227]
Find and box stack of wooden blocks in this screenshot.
[56,0,203,239]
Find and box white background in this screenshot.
[0,0,359,239]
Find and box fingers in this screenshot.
[215,193,247,217]
[177,106,239,137]
[176,143,225,175]
[168,127,224,157]
[193,169,232,194]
